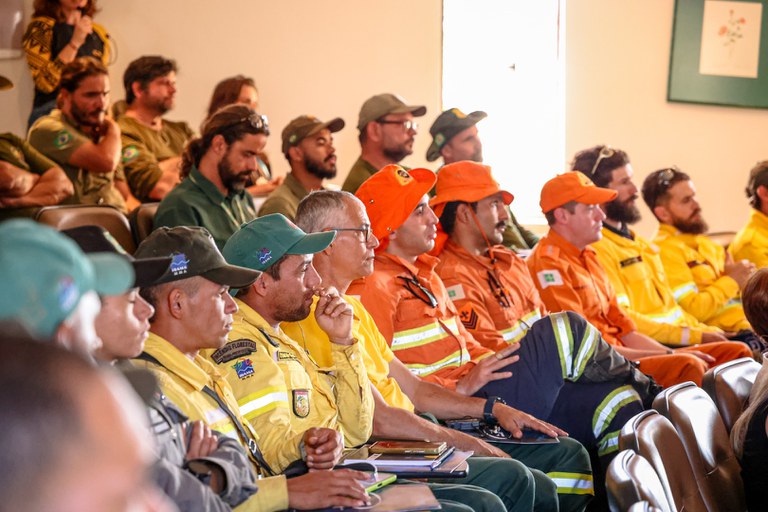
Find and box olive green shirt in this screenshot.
[503,210,540,251]
[118,116,194,201]
[257,172,317,221]
[28,109,126,212]
[341,156,379,193]
[0,132,60,220]
[154,165,257,250]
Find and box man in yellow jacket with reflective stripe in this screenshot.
[731,160,768,268]
[641,168,760,342]
[575,146,734,347]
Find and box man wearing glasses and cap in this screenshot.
[154,104,267,250]
[258,115,345,220]
[426,108,539,252]
[341,93,426,193]
[642,167,762,346]
[527,171,751,388]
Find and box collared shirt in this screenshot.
[133,333,290,511]
[731,209,768,269]
[0,132,60,220]
[283,295,416,412]
[154,165,257,250]
[592,226,720,346]
[348,252,492,389]
[527,229,636,347]
[341,156,379,193]
[258,172,315,220]
[203,299,373,473]
[28,109,127,212]
[436,240,546,352]
[654,223,747,332]
[118,116,194,201]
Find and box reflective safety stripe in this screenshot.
[205,407,237,436]
[616,293,630,308]
[500,309,543,343]
[673,282,698,302]
[392,317,460,351]
[406,348,470,377]
[550,313,574,380]
[720,298,742,312]
[592,385,641,438]
[597,430,620,457]
[547,472,595,495]
[646,307,684,324]
[238,386,289,419]
[571,323,599,380]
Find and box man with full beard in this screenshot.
[28,57,130,212]
[154,104,266,250]
[258,115,344,220]
[341,93,426,193]
[643,167,759,337]
[575,146,737,349]
[118,56,195,202]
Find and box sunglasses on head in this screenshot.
[589,145,615,176]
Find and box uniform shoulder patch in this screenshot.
[446,284,466,301]
[292,389,310,418]
[54,130,72,149]
[536,269,563,289]
[211,339,257,364]
[232,358,255,380]
[458,303,478,330]
[121,145,139,163]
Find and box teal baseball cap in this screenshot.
[223,214,336,271]
[0,220,134,338]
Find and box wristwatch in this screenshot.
[483,396,506,425]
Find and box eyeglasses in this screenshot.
[397,274,438,308]
[486,269,512,309]
[589,145,615,176]
[377,119,419,131]
[233,113,270,135]
[327,226,372,243]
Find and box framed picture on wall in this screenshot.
[668,0,768,108]
[0,0,24,59]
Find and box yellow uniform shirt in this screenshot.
[282,295,416,413]
[731,209,768,269]
[654,224,748,332]
[592,227,720,346]
[203,299,373,473]
[133,333,289,511]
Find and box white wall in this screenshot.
[566,0,768,238]
[0,0,443,186]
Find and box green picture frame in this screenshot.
[668,0,768,108]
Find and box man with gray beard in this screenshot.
[258,115,344,220]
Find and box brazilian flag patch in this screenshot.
[54,130,72,149]
[122,145,139,163]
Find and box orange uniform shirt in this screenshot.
[526,230,635,346]
[435,240,547,352]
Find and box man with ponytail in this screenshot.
[154,104,267,249]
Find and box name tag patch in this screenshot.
[620,256,642,268]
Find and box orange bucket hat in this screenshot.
[429,161,513,218]
[540,171,617,213]
[355,164,436,253]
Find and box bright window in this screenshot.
[442,0,566,225]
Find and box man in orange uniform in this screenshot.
[526,171,751,387]
[349,164,648,467]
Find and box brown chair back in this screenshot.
[606,449,673,512]
[619,409,707,512]
[653,382,746,512]
[35,205,135,253]
[128,202,159,246]
[702,357,760,433]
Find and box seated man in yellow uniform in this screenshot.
[283,189,597,512]
[641,168,762,350]
[572,146,730,347]
[731,160,768,268]
[134,225,373,510]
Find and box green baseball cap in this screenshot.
[282,115,345,158]
[0,219,134,338]
[426,108,487,162]
[135,226,261,287]
[357,93,426,131]
[223,214,336,271]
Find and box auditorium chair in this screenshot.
[128,202,159,246]
[702,357,760,433]
[628,502,664,512]
[606,449,673,512]
[619,410,707,512]
[35,204,135,253]
[653,382,746,512]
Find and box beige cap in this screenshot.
[281,115,344,157]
